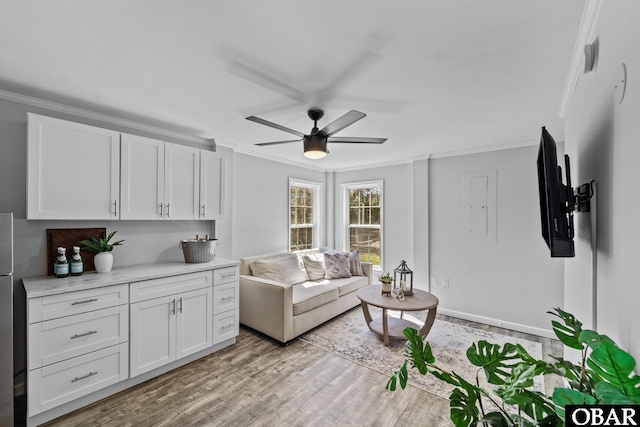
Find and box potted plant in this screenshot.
[378,271,394,295]
[386,308,640,426]
[79,231,125,273]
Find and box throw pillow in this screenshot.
[303,253,325,280]
[347,249,364,276]
[323,252,351,279]
[250,253,309,284]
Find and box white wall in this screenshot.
[231,153,326,259]
[428,146,565,336]
[564,1,640,360]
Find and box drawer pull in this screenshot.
[71,298,98,306]
[221,324,234,331]
[70,330,97,340]
[221,296,234,302]
[71,371,98,383]
[221,273,236,278]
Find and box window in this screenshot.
[289,179,321,251]
[344,181,383,268]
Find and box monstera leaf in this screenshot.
[402,327,434,375]
[466,341,520,385]
[588,341,640,404]
[448,373,481,427]
[552,387,597,418]
[548,307,584,350]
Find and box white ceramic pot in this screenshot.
[94,252,113,273]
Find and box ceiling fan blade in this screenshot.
[255,139,302,146]
[229,60,307,104]
[319,110,366,137]
[246,116,305,138]
[328,137,386,144]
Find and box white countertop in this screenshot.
[23,258,239,298]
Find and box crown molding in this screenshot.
[232,144,327,172]
[0,88,213,147]
[558,0,603,118]
[428,137,542,159]
[334,158,413,173]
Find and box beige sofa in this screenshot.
[239,250,372,343]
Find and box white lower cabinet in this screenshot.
[129,271,213,377]
[27,285,129,417]
[28,343,128,416]
[213,266,239,344]
[25,263,238,426]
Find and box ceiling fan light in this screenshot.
[303,135,327,159]
[304,149,327,159]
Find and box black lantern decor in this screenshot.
[394,260,413,296]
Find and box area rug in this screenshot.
[298,307,544,399]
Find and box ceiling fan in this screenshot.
[246,108,386,159]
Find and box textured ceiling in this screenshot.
[0,0,585,169]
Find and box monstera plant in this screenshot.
[387,308,640,427]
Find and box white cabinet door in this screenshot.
[120,134,165,220]
[176,287,212,360]
[199,151,224,220]
[129,295,176,377]
[27,113,120,219]
[165,144,200,219]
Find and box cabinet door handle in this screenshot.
[201,204,206,217]
[221,296,234,302]
[166,203,170,218]
[71,371,98,383]
[71,330,97,340]
[178,297,183,313]
[71,298,98,306]
[113,200,118,217]
[160,203,163,217]
[171,299,176,315]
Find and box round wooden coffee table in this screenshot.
[356,285,439,346]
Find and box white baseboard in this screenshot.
[438,308,556,339]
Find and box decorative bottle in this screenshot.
[54,247,69,278]
[70,246,83,276]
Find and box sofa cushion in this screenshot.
[292,281,339,316]
[250,253,309,285]
[302,253,325,280]
[347,249,364,276]
[323,252,351,279]
[328,275,370,297]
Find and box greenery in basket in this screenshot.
[79,231,125,253]
[386,307,640,427]
[378,271,394,284]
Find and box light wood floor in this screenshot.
[40,315,562,427]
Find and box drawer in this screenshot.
[28,306,128,370]
[213,308,238,344]
[213,281,238,314]
[28,284,128,324]
[28,342,128,416]
[130,271,212,303]
[214,266,239,285]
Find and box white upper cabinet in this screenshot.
[120,134,165,220]
[165,143,200,220]
[28,114,224,221]
[199,150,225,220]
[27,114,120,220]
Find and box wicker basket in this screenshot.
[179,239,218,263]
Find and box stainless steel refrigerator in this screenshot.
[0,213,14,426]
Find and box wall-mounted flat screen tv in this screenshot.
[537,126,575,257]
